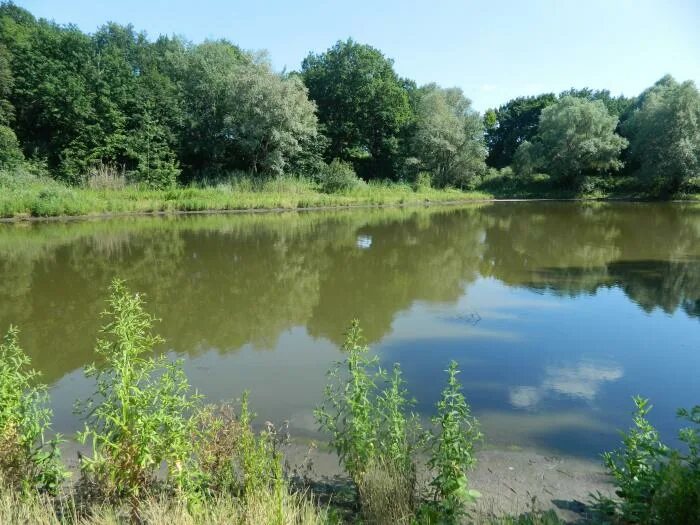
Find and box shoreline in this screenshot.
[2,195,697,224]
[57,437,612,522]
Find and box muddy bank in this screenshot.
[284,442,613,522]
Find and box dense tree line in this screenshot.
[0,3,698,193]
[485,79,700,194]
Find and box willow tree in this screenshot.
[623,76,700,194]
[515,96,627,186]
[411,85,486,188]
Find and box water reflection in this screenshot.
[0,202,699,456]
[510,361,624,409]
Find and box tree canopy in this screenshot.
[484,94,556,169]
[301,39,412,179]
[410,85,486,188]
[515,96,628,185]
[623,76,700,193]
[0,3,697,195]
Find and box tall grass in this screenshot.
[0,167,489,219]
[0,488,327,525]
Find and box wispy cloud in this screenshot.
[510,361,623,409]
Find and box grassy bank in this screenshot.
[0,169,492,220]
[4,168,699,221]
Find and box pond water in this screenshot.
[1,202,699,459]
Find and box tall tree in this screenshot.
[410,84,486,188]
[515,96,627,186]
[484,93,556,169]
[559,87,634,119]
[180,42,318,180]
[301,39,412,179]
[0,4,95,181]
[0,43,22,167]
[623,76,700,194]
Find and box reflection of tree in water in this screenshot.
[1,202,699,386]
[480,202,700,319]
[0,207,487,382]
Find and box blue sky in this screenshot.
[15,0,700,111]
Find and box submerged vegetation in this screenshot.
[0,279,697,523]
[0,2,698,220]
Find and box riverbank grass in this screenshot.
[0,169,490,219]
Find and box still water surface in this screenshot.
[1,202,699,458]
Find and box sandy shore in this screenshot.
[283,442,613,522]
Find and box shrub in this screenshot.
[192,392,289,512]
[76,279,201,513]
[0,126,23,169]
[0,326,65,494]
[413,171,432,191]
[596,398,700,525]
[318,159,362,193]
[315,320,421,519]
[422,360,482,523]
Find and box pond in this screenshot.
[1,202,699,459]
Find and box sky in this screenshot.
[14,0,700,111]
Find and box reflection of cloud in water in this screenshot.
[509,386,542,409]
[510,361,623,409]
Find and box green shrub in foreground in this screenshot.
[76,279,201,512]
[594,397,700,524]
[0,327,66,495]
[317,321,482,524]
[418,360,482,524]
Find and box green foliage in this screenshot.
[559,87,634,119]
[301,39,412,179]
[315,320,380,483]
[413,171,432,191]
[485,94,557,169]
[0,125,22,168]
[0,326,65,494]
[318,158,362,193]
[516,96,628,187]
[411,85,486,189]
[601,397,667,523]
[423,360,482,523]
[596,397,700,524]
[624,76,700,195]
[77,279,201,509]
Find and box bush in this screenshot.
[0,126,23,169]
[315,320,421,520]
[76,279,201,512]
[0,327,65,494]
[318,159,362,193]
[413,171,432,191]
[317,322,488,524]
[595,397,700,524]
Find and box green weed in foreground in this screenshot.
[316,321,482,524]
[2,279,699,524]
[0,327,66,495]
[419,361,483,523]
[76,280,201,515]
[593,397,700,524]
